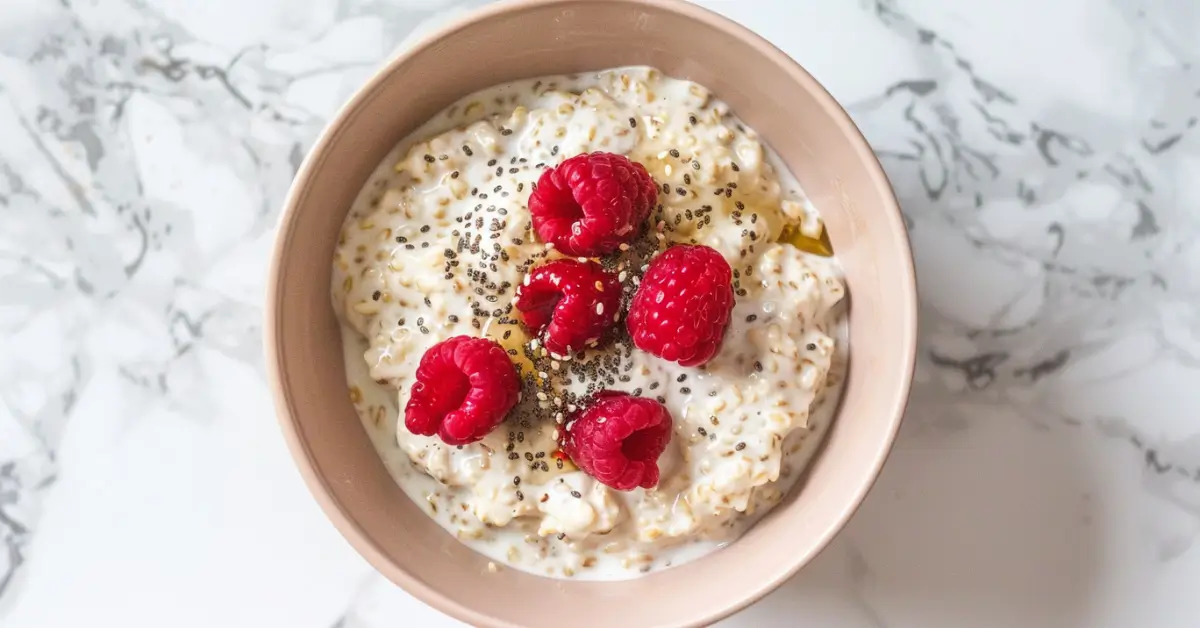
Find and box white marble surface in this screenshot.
[2,0,1198,626]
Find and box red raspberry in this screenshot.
[528,152,657,256]
[561,392,673,491]
[626,244,735,367]
[514,259,621,356]
[404,336,520,446]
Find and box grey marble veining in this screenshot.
[1,0,1198,626]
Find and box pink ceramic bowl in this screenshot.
[266,1,917,626]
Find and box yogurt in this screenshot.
[332,67,847,580]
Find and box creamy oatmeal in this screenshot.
[332,66,846,580]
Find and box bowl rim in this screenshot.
[265,0,917,625]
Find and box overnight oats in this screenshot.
[332,66,846,580]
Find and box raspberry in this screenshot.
[626,244,735,367]
[528,152,657,256]
[404,336,520,446]
[514,259,621,356]
[561,392,673,491]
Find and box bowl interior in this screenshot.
[267,1,915,627]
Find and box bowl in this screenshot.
[265,0,917,626]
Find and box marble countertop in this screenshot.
[2,0,1198,626]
